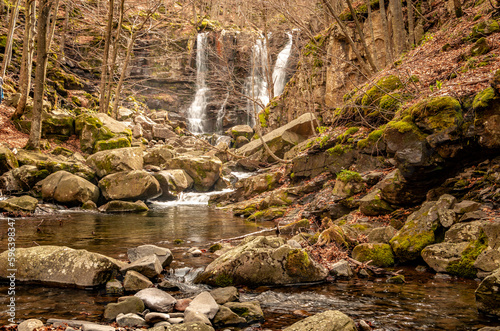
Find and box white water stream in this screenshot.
[272,32,293,97]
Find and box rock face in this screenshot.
[86,147,143,178]
[0,165,47,193]
[99,170,161,201]
[194,236,328,286]
[0,246,124,287]
[237,113,319,161]
[41,171,100,205]
[476,267,500,317]
[283,310,357,331]
[0,195,38,213]
[164,155,222,192]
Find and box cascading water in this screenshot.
[272,32,293,97]
[215,92,229,133]
[186,33,209,134]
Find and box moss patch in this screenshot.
[472,87,496,110]
[361,75,403,107]
[446,231,488,278]
[336,170,362,183]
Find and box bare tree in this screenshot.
[1,0,21,78]
[99,0,115,113]
[389,0,407,56]
[379,0,394,64]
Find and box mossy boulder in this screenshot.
[41,113,75,140]
[222,301,264,325]
[390,201,444,263]
[317,225,349,247]
[143,145,176,168]
[492,69,500,94]
[470,19,500,41]
[153,169,193,199]
[41,170,100,205]
[470,37,490,56]
[0,165,50,193]
[0,195,38,213]
[359,189,394,216]
[98,200,149,213]
[163,155,222,192]
[361,75,402,108]
[94,136,131,152]
[473,87,497,110]
[99,170,161,201]
[0,146,19,175]
[283,310,357,331]
[228,125,254,140]
[0,246,125,287]
[476,267,500,317]
[472,87,500,148]
[86,147,143,178]
[352,243,395,267]
[408,96,462,133]
[77,113,132,154]
[247,207,287,222]
[194,236,328,286]
[234,171,282,200]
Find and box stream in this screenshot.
[0,202,498,330]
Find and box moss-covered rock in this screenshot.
[98,200,149,213]
[99,170,161,201]
[280,218,310,235]
[41,113,75,140]
[94,136,131,152]
[473,87,497,110]
[359,189,394,216]
[0,146,19,175]
[0,165,50,193]
[41,170,100,205]
[247,207,287,222]
[470,37,490,56]
[143,145,176,168]
[163,155,222,192]
[361,75,403,108]
[317,225,349,247]
[408,96,462,133]
[86,147,143,178]
[492,69,500,94]
[469,19,500,41]
[352,243,395,267]
[283,310,357,331]
[0,195,39,213]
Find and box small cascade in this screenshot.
[272,32,293,97]
[215,92,229,133]
[244,36,270,127]
[186,33,210,134]
[151,189,234,207]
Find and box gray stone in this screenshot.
[104,296,145,321]
[128,245,173,268]
[99,200,149,213]
[283,310,357,331]
[367,226,397,244]
[145,312,171,324]
[0,246,124,287]
[0,195,38,213]
[329,259,353,278]
[165,323,215,331]
[183,310,211,325]
[167,318,184,324]
[18,319,43,331]
[135,288,177,313]
[42,171,99,205]
[106,279,124,295]
[459,210,487,222]
[359,189,394,216]
[144,146,176,168]
[475,248,500,277]
[213,306,246,327]
[152,323,170,328]
[476,268,500,317]
[116,313,148,327]
[81,324,115,331]
[99,170,162,201]
[86,147,143,178]
[123,270,153,292]
[185,291,219,319]
[421,242,470,273]
[453,200,481,214]
[223,301,264,324]
[121,255,163,278]
[163,155,222,192]
[209,286,239,305]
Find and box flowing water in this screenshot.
[0,199,498,329]
[272,32,293,97]
[186,33,209,134]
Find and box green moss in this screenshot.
[446,231,488,278]
[390,223,436,262]
[173,239,184,244]
[94,136,131,152]
[209,243,222,252]
[215,273,234,287]
[470,37,490,56]
[285,249,312,277]
[469,19,500,41]
[408,96,463,132]
[336,170,362,183]
[379,93,402,112]
[388,275,405,284]
[472,87,496,109]
[258,107,270,128]
[387,116,420,134]
[362,75,403,107]
[327,144,351,156]
[352,243,395,267]
[338,0,380,21]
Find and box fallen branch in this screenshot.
[346,257,403,276]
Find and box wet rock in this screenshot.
[99,170,161,201]
[123,270,153,292]
[183,310,211,325]
[194,236,328,286]
[0,246,124,287]
[174,299,192,312]
[185,292,219,320]
[121,255,163,278]
[0,146,18,175]
[154,170,193,199]
[135,288,177,313]
[104,296,145,321]
[359,189,394,216]
[145,312,171,324]
[163,155,222,192]
[0,195,38,213]
[41,170,99,205]
[187,247,202,257]
[209,286,239,305]
[421,242,470,274]
[86,147,143,178]
[116,313,148,327]
[157,279,180,291]
[329,259,353,278]
[99,200,149,213]
[388,275,405,284]
[82,200,98,210]
[213,306,246,327]
[283,310,356,331]
[106,279,124,295]
[223,301,264,324]
[367,226,398,244]
[18,319,43,331]
[476,267,500,317]
[128,245,173,268]
[352,243,395,267]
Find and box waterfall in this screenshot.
[272,32,293,97]
[244,36,270,127]
[215,92,229,133]
[187,33,209,134]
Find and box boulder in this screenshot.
[352,243,395,267]
[234,136,249,148]
[86,147,143,178]
[163,155,222,192]
[134,115,157,131]
[121,255,163,278]
[41,171,99,205]
[99,200,149,213]
[165,323,214,331]
[359,189,394,216]
[329,259,353,278]
[116,313,148,327]
[233,171,282,201]
[127,245,173,268]
[154,169,193,200]
[213,306,246,327]
[222,301,264,324]
[183,310,211,326]
[0,146,18,175]
[106,279,124,295]
[123,270,153,292]
[0,195,38,213]
[367,226,398,244]
[42,112,75,140]
[194,236,328,286]
[117,107,134,121]
[104,296,145,321]
[18,319,43,331]
[283,310,356,331]
[0,246,124,287]
[145,312,171,324]
[152,125,177,140]
[0,165,48,193]
[228,125,253,140]
[421,242,471,275]
[476,267,500,317]
[209,286,239,305]
[99,170,161,201]
[135,288,177,313]
[76,113,132,154]
[144,146,176,168]
[185,292,219,320]
[237,113,318,161]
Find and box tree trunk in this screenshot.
[59,0,70,64]
[367,0,379,68]
[379,0,393,65]
[26,0,54,150]
[12,0,37,120]
[452,0,463,17]
[1,0,21,78]
[112,33,135,118]
[389,0,407,56]
[99,0,115,113]
[346,0,378,72]
[408,0,415,46]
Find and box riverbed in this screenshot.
[0,204,498,330]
